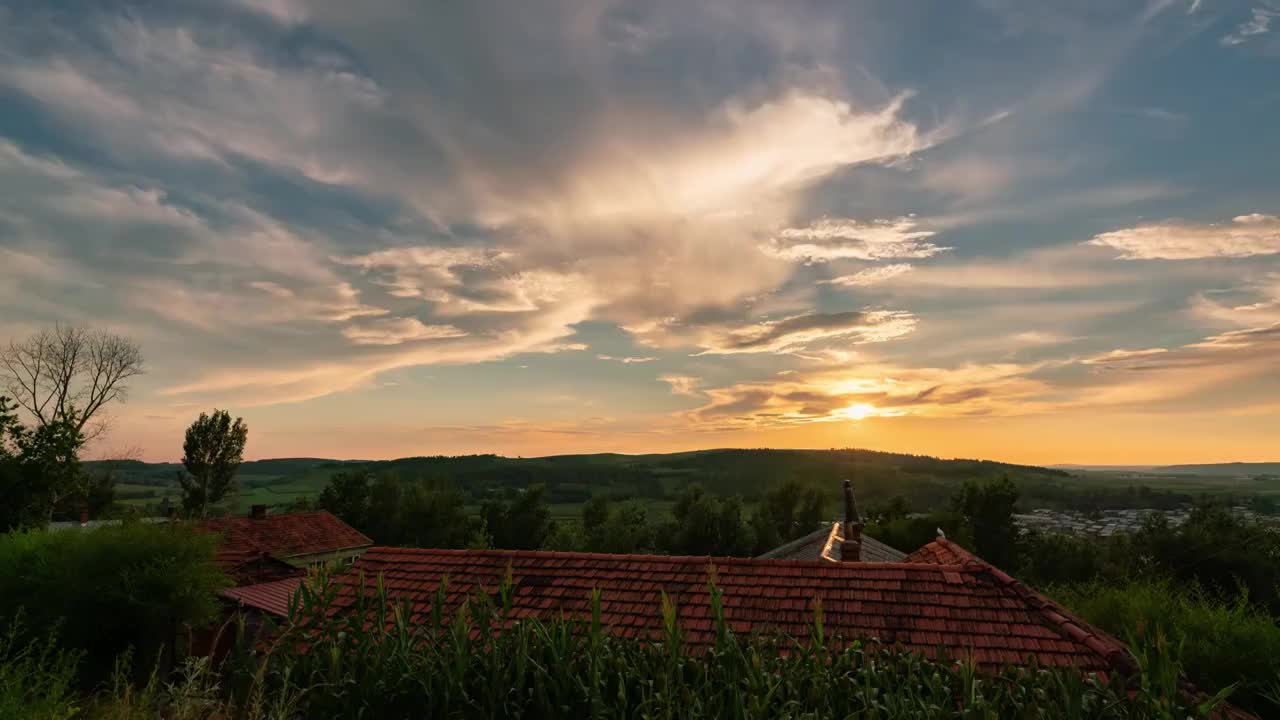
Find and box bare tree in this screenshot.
[0,324,144,442]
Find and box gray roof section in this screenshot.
[756,522,906,563]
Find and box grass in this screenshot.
[1053,577,1280,715]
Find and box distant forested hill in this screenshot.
[91,448,1083,516]
[1156,462,1280,477]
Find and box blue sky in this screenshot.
[0,0,1277,463]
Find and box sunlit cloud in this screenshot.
[2,0,1278,461]
[1088,213,1280,259]
[766,217,948,263]
[597,354,657,364]
[690,311,917,356]
[342,318,467,346]
[821,263,915,287]
[680,321,1280,429]
[1191,274,1280,327]
[659,375,703,397]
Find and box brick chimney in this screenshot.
[250,504,267,520]
[840,479,864,562]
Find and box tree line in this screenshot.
[313,468,829,557]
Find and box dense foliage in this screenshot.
[178,409,248,519]
[0,523,228,685]
[1055,579,1280,715]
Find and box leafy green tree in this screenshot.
[178,409,248,518]
[866,510,969,556]
[579,498,655,554]
[952,476,1020,567]
[318,469,374,530]
[666,485,750,556]
[401,481,484,549]
[749,480,825,554]
[582,495,612,537]
[483,485,552,550]
[366,472,406,543]
[0,397,91,529]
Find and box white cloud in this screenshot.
[691,310,917,356]
[822,263,914,286]
[659,375,703,396]
[1191,274,1280,326]
[1222,8,1277,46]
[766,217,948,263]
[342,318,467,346]
[597,354,657,364]
[1088,213,1280,259]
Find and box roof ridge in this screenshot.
[363,546,962,571]
[940,541,1137,676]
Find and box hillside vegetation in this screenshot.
[94,448,1080,516]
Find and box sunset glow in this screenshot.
[0,1,1277,465]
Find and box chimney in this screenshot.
[840,479,864,562]
[79,507,89,528]
[250,504,267,520]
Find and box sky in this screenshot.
[1,0,1278,465]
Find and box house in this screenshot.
[757,480,906,563]
[221,539,1255,717]
[196,506,372,585]
[229,534,1133,674]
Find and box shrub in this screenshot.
[0,522,228,685]
[1054,577,1280,715]
[0,616,81,720]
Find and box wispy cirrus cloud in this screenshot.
[765,217,948,263]
[691,311,916,356]
[659,375,703,396]
[597,354,657,364]
[342,318,467,346]
[821,263,915,286]
[1088,213,1280,259]
[1191,274,1280,327]
[1221,7,1277,46]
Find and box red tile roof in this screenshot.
[215,549,306,586]
[219,576,304,617]
[904,536,972,565]
[198,510,372,562]
[322,546,1133,673]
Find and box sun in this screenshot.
[837,403,879,421]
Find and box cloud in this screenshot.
[688,310,917,356]
[659,375,703,396]
[684,362,1054,428]
[822,263,914,286]
[680,321,1280,429]
[1222,7,1277,46]
[342,318,467,346]
[1089,214,1280,259]
[765,217,948,263]
[1191,274,1280,327]
[339,246,589,316]
[596,354,657,364]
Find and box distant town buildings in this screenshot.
[1014,505,1273,537]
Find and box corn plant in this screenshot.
[218,570,1236,720]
